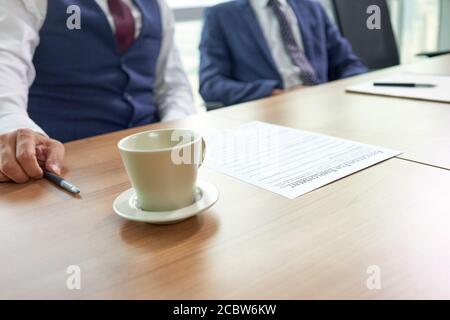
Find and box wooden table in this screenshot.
[1,57,450,299]
[213,54,450,170]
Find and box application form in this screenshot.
[204,122,401,199]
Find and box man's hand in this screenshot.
[0,129,64,183]
[272,85,305,97]
[271,89,284,96]
[288,84,304,91]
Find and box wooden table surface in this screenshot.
[212,54,450,170]
[1,57,450,299]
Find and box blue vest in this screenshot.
[28,0,162,142]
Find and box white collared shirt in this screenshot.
[0,0,197,136]
[250,0,305,89]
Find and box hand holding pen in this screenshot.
[0,129,80,194]
[0,129,64,183]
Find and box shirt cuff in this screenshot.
[0,112,47,137]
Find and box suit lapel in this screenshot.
[238,0,280,76]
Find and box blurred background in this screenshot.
[167,0,450,106]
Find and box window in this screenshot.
[173,20,203,106]
[389,0,442,63]
[168,1,229,106]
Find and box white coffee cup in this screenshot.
[118,128,205,211]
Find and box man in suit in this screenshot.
[0,0,196,183]
[199,0,368,106]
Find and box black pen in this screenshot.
[373,82,436,88]
[44,171,81,194]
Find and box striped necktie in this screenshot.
[268,0,319,85]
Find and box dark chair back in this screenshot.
[331,0,400,70]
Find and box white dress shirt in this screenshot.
[250,0,304,89]
[0,0,197,136]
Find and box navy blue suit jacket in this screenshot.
[199,0,368,106]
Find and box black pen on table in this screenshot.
[373,82,436,88]
[44,170,81,195]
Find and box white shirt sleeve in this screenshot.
[0,0,47,135]
[154,0,198,121]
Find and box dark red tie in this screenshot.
[107,0,136,54]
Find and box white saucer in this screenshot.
[113,180,219,224]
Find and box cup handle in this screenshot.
[198,138,206,168]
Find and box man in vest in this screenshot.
[0,0,196,183]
